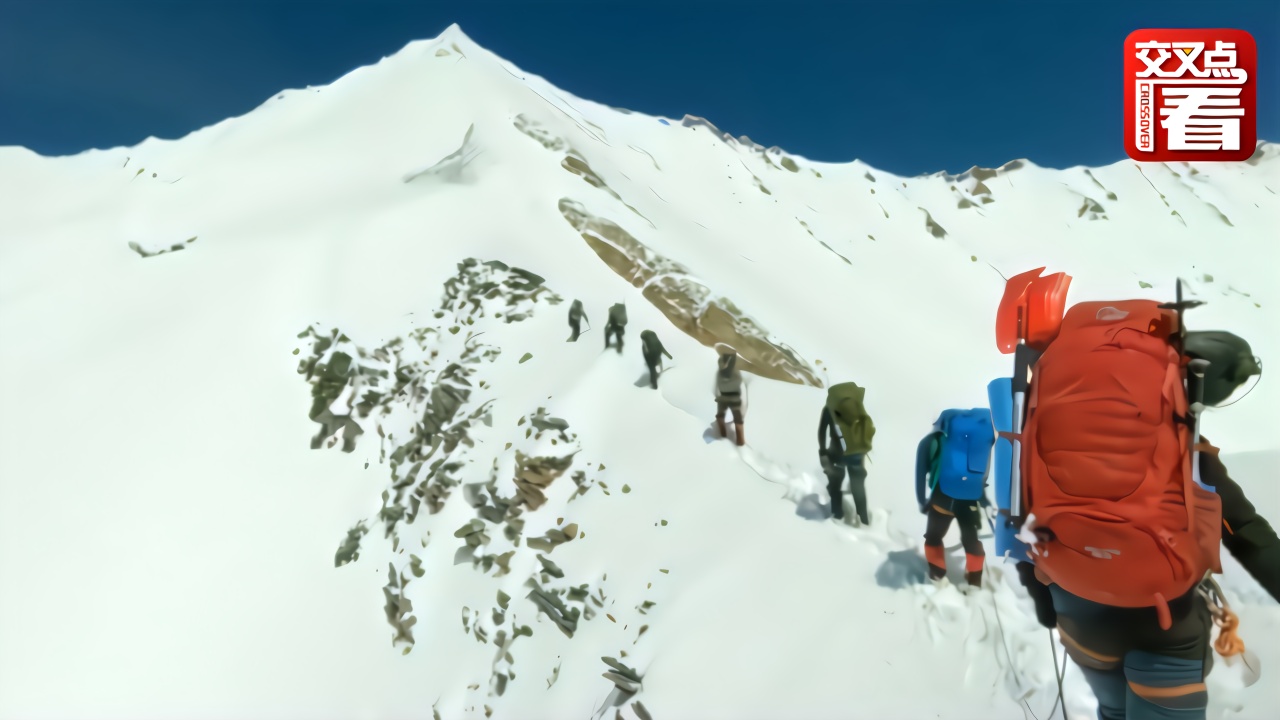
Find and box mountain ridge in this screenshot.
[0,21,1276,720]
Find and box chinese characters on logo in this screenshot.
[1124,30,1257,162]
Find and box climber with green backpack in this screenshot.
[605,303,627,354]
[819,382,876,525]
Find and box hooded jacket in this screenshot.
[641,331,672,362]
[716,353,743,403]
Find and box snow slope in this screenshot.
[1,23,1277,720]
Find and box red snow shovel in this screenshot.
[995,267,1071,522]
[996,266,1072,354]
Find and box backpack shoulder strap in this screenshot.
[916,432,941,512]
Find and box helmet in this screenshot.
[1184,331,1262,406]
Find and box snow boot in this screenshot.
[734,422,744,446]
[716,417,728,438]
[850,484,869,526]
[964,553,985,587]
[925,544,947,581]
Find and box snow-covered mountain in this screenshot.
[1,23,1277,720]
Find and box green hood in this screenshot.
[1185,331,1261,406]
[827,382,866,415]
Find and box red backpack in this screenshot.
[1020,299,1223,622]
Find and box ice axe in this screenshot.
[1157,278,1210,488]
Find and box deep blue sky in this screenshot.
[1,0,1276,175]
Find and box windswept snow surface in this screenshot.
[2,23,1278,720]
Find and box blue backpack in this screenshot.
[915,408,995,512]
[987,378,1031,563]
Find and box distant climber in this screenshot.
[819,382,875,525]
[915,408,996,586]
[713,343,745,446]
[604,303,627,354]
[568,299,588,342]
[640,330,673,389]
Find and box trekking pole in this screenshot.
[1049,629,1068,720]
[1188,358,1211,489]
[1008,343,1043,524]
[980,494,997,534]
[1008,309,1036,523]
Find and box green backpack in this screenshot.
[827,382,875,455]
[609,303,628,326]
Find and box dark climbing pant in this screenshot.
[826,454,868,524]
[1049,585,1213,720]
[715,400,743,423]
[923,491,985,583]
[605,323,624,352]
[569,317,581,341]
[715,400,744,444]
[644,353,661,389]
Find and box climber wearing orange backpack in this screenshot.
[991,269,1274,720]
[1018,436,1279,720]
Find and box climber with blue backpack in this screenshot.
[988,268,1275,720]
[916,408,996,586]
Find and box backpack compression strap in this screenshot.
[916,432,940,512]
